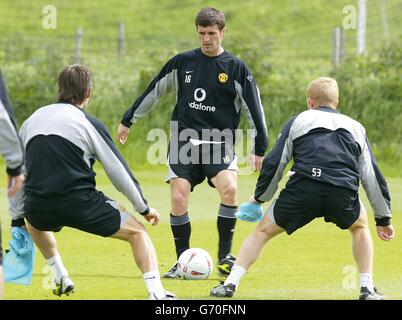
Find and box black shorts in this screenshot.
[25,190,123,237]
[167,139,237,190]
[270,174,360,235]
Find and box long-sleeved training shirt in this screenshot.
[121,48,268,156]
[20,103,149,214]
[255,106,391,224]
[0,69,24,176]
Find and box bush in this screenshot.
[332,39,402,168]
[2,38,400,174]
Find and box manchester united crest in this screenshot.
[218,72,228,83]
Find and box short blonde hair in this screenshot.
[307,77,339,107]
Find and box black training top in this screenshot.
[121,48,268,156]
[254,106,391,225]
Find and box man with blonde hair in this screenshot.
[307,77,339,106]
[210,77,394,300]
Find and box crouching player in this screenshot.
[20,65,175,300]
[210,77,394,300]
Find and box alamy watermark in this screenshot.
[342,5,357,30]
[42,5,57,30]
[342,265,357,290]
[146,121,260,175]
[42,264,57,290]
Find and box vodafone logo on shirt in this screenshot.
[194,88,206,102]
[188,88,216,112]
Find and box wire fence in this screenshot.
[0,0,401,70]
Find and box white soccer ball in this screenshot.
[177,248,213,280]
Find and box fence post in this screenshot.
[75,28,83,64]
[380,0,390,41]
[357,0,367,55]
[332,27,344,70]
[118,21,126,60]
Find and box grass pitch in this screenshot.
[1,168,401,300]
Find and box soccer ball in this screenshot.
[177,248,213,280]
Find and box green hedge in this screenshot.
[2,39,401,174]
[332,39,402,173]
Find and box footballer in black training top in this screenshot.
[118,7,268,279]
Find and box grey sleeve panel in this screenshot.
[85,118,148,213]
[290,109,367,149]
[0,99,24,174]
[358,138,391,220]
[129,69,178,124]
[20,103,148,213]
[254,117,296,202]
[19,104,92,156]
[121,56,180,128]
[257,138,293,202]
[234,80,268,156]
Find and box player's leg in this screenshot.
[0,225,3,299]
[111,214,158,272]
[234,212,284,270]
[348,202,383,300]
[211,169,237,206]
[110,213,175,299]
[25,222,58,258]
[349,203,373,278]
[211,175,317,297]
[8,184,27,230]
[163,137,201,278]
[26,221,74,296]
[211,211,285,297]
[170,177,192,258]
[161,177,192,278]
[210,169,238,274]
[0,267,3,300]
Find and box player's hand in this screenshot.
[7,174,24,197]
[117,123,130,145]
[376,224,394,241]
[248,154,264,172]
[248,195,261,204]
[144,207,160,226]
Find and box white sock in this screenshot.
[360,273,374,292]
[224,265,246,287]
[144,271,165,299]
[47,255,68,282]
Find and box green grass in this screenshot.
[1,1,401,170]
[1,0,401,67]
[0,1,400,299]
[1,167,401,300]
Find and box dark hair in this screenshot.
[195,7,225,30]
[58,64,93,105]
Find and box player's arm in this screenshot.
[86,115,152,216]
[0,70,25,197]
[118,56,179,144]
[235,63,268,171]
[358,136,393,240]
[254,116,296,203]
[236,118,295,223]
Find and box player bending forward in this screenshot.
[210,77,394,300]
[20,65,175,300]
